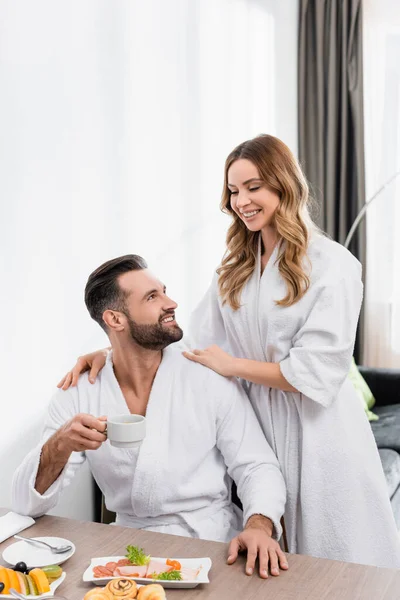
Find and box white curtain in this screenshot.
[363,0,400,368]
[0,0,298,519]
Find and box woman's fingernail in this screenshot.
[262,569,268,577]
[272,568,279,574]
[246,568,253,575]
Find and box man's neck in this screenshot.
[111,342,163,415]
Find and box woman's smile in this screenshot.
[240,208,262,221]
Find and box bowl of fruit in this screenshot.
[0,563,65,598]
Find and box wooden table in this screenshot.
[1,513,400,599]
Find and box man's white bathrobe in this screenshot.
[189,234,400,568]
[12,347,286,543]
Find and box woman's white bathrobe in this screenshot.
[12,347,286,543]
[189,234,400,567]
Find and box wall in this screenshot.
[0,0,298,520]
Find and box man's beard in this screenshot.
[126,313,183,350]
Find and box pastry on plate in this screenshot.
[137,584,166,600]
[105,578,138,599]
[84,588,113,600]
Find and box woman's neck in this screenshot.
[260,226,278,255]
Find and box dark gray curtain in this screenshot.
[298,0,366,362]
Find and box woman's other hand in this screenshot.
[182,344,236,377]
[57,348,110,390]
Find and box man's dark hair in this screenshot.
[85,254,147,331]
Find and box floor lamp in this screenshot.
[343,170,400,364]
[344,170,400,250]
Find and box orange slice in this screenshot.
[29,569,51,594]
[5,569,20,593]
[0,567,10,595]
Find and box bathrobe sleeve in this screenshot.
[12,388,85,517]
[279,264,363,408]
[214,376,286,539]
[188,272,230,351]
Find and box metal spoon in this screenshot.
[14,535,72,554]
[9,589,67,600]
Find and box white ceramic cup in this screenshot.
[106,414,146,448]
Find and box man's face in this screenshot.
[115,269,183,350]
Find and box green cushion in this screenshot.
[348,358,379,421]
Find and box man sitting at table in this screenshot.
[12,254,288,579]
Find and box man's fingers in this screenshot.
[79,414,107,434]
[75,424,106,443]
[268,549,279,576]
[245,546,258,576]
[76,440,102,451]
[227,537,240,564]
[277,549,289,570]
[83,429,107,443]
[258,550,269,579]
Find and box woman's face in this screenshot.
[227,159,280,231]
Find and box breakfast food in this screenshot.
[5,569,19,594]
[114,567,148,578]
[84,589,113,600]
[84,579,137,600]
[0,563,62,595]
[137,584,166,600]
[42,565,63,581]
[0,568,9,595]
[14,562,28,573]
[29,568,51,594]
[105,579,138,599]
[92,546,201,582]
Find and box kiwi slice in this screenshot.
[42,565,62,581]
[26,574,39,596]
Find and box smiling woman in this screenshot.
[185,133,400,569]
[218,135,312,312]
[228,166,280,228]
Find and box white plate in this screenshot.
[1,572,66,598]
[83,556,211,589]
[2,537,75,568]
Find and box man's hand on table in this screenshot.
[35,414,107,495]
[227,515,289,579]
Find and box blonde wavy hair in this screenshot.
[218,134,317,310]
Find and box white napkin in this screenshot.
[0,511,35,543]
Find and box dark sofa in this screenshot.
[359,365,400,528]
